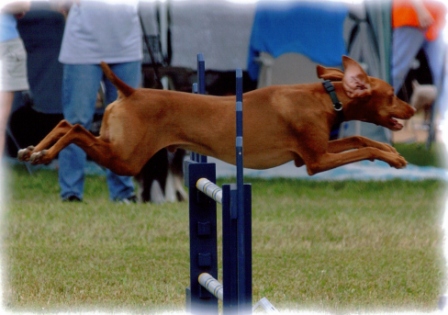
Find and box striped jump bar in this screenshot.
[196,178,223,204]
[198,273,223,301]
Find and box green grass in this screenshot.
[2,165,447,313]
[394,142,447,169]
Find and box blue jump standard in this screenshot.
[185,54,252,315]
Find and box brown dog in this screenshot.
[17,56,414,176]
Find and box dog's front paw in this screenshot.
[390,154,407,169]
[29,150,49,165]
[381,143,399,154]
[17,146,35,161]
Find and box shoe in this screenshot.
[62,195,82,202]
[116,195,138,204]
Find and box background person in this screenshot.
[0,1,30,159]
[391,0,446,94]
[58,0,142,203]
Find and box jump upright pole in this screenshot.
[236,68,252,314]
[185,54,252,315]
[185,53,217,315]
[191,53,207,163]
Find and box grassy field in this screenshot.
[394,142,447,169]
[2,156,447,314]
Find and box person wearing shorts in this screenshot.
[0,1,30,158]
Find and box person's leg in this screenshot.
[423,35,445,90]
[391,27,426,92]
[0,38,29,158]
[58,64,102,201]
[0,91,13,157]
[103,61,142,201]
[438,53,448,127]
[423,35,446,136]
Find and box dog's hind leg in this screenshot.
[26,124,139,175]
[27,124,105,164]
[18,120,74,161]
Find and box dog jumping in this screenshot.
[18,56,414,176]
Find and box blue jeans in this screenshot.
[59,62,141,201]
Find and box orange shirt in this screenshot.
[392,0,446,41]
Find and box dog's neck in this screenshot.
[325,81,374,124]
[322,80,345,128]
[322,80,342,111]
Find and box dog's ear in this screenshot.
[341,55,371,98]
[316,65,344,81]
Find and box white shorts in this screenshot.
[0,37,29,92]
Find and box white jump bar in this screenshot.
[198,273,223,301]
[196,178,223,204]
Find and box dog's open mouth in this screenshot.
[389,117,403,130]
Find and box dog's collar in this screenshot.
[322,80,345,138]
[322,80,343,112]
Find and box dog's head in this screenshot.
[316,56,415,131]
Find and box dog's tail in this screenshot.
[100,62,135,98]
